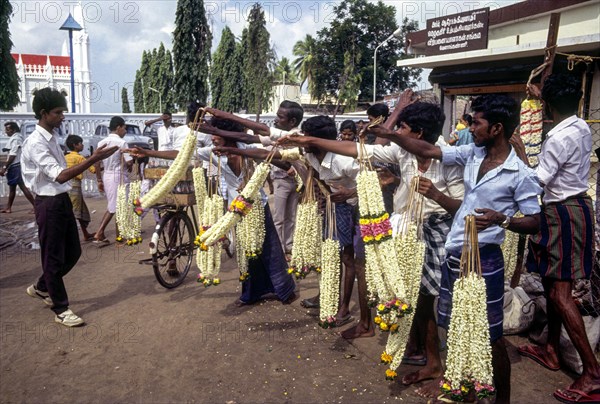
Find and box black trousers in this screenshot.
[34,193,81,314]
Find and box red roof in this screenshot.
[11,54,70,67]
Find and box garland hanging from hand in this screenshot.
[380,177,425,380]
[116,161,142,244]
[519,98,542,168]
[235,158,266,261]
[134,109,205,212]
[199,161,271,246]
[441,215,495,402]
[318,196,341,328]
[289,168,322,279]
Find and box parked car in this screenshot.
[88,122,154,153]
[0,121,80,157]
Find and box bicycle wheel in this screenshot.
[151,210,194,288]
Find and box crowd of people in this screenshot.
[4,71,599,403]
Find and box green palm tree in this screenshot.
[292,34,318,91]
[274,57,298,85]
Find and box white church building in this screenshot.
[11,4,92,114]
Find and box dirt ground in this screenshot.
[0,195,575,404]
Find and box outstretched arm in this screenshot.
[197,122,260,144]
[212,146,280,161]
[125,147,179,160]
[278,135,359,158]
[56,145,119,184]
[205,107,270,136]
[368,125,443,160]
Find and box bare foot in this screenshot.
[561,375,600,398]
[402,366,443,386]
[341,323,374,339]
[517,344,560,371]
[0,208,12,213]
[415,377,444,399]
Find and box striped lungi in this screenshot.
[420,213,453,296]
[438,244,505,342]
[526,194,594,280]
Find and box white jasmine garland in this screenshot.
[318,238,341,328]
[289,200,322,278]
[138,130,197,209]
[195,194,224,286]
[235,223,249,281]
[237,200,265,259]
[193,167,208,220]
[199,162,271,246]
[115,183,129,241]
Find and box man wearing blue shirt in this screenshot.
[369,94,542,404]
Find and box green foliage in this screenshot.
[244,4,273,115]
[133,43,175,113]
[173,0,212,107]
[336,50,362,114]
[292,34,322,101]
[232,28,249,112]
[121,87,131,113]
[274,57,298,85]
[0,1,20,111]
[313,0,421,103]
[210,27,238,112]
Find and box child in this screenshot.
[65,135,96,241]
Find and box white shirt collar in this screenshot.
[546,115,578,139]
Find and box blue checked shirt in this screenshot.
[441,144,542,253]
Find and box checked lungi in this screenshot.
[420,212,453,296]
[526,194,595,280]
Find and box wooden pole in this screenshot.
[540,13,561,88]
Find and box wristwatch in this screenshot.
[500,215,511,229]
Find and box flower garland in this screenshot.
[294,172,303,193]
[199,162,271,246]
[519,98,543,168]
[441,215,495,401]
[135,129,197,212]
[501,212,526,282]
[235,223,250,282]
[192,167,208,222]
[195,194,224,286]
[288,200,322,279]
[357,168,408,326]
[116,180,143,244]
[318,238,341,328]
[237,199,266,259]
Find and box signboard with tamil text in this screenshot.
[425,8,489,56]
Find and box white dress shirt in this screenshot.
[6,132,24,167]
[97,133,132,172]
[157,125,177,151]
[536,115,592,204]
[21,125,71,196]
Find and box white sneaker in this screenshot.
[26,285,53,306]
[54,309,85,327]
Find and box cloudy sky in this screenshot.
[8,0,521,113]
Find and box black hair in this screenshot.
[367,103,389,119]
[109,116,125,131]
[542,73,582,115]
[4,121,19,132]
[32,87,67,119]
[66,134,83,150]
[470,94,520,138]
[187,101,206,123]
[209,117,245,133]
[339,120,357,133]
[301,116,337,140]
[462,114,472,126]
[163,111,172,117]
[397,102,446,144]
[279,100,304,124]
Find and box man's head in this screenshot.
[32,88,68,129]
[301,116,337,154]
[275,100,303,131]
[396,102,446,144]
[186,101,205,124]
[366,103,389,123]
[162,112,173,127]
[66,134,84,151]
[339,120,357,142]
[470,94,520,146]
[209,117,244,147]
[4,122,19,137]
[541,73,582,117]
[109,116,126,137]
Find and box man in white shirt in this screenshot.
[514,73,600,403]
[93,116,133,243]
[21,88,117,327]
[0,122,35,212]
[145,112,175,151]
